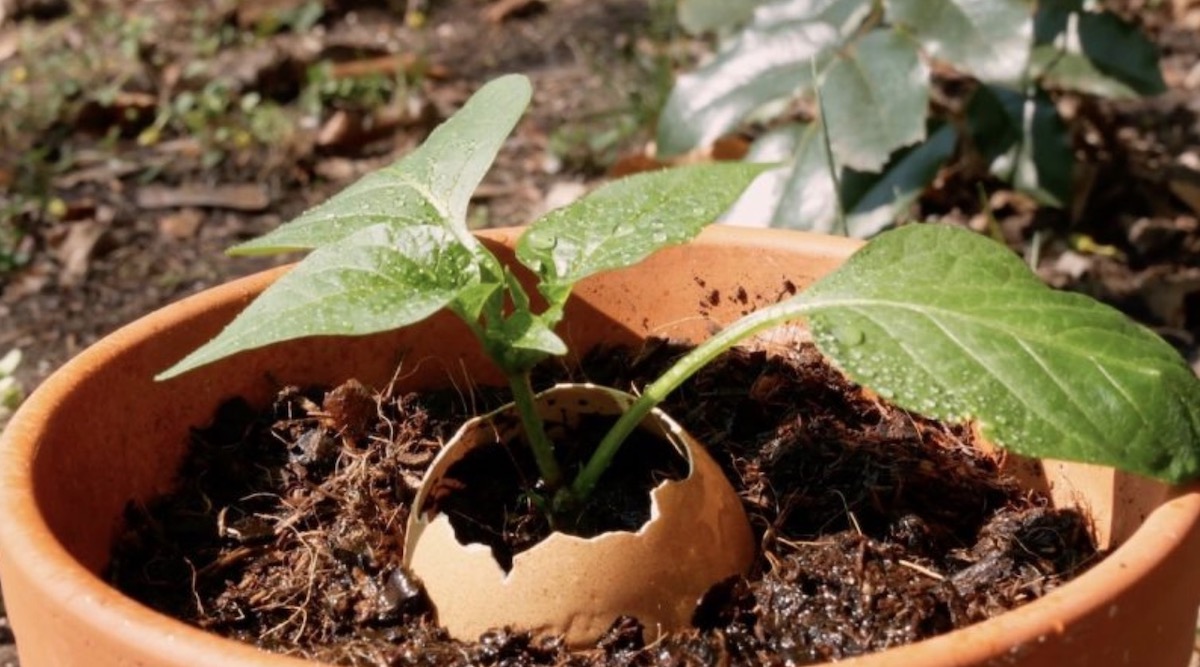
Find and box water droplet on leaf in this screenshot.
[832,324,865,347]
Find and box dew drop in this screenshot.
[832,324,865,347]
[527,234,554,252]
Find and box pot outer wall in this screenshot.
[0,226,1197,666]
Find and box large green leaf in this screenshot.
[801,224,1200,483]
[820,29,929,172]
[516,163,771,312]
[159,225,478,379]
[656,0,870,156]
[887,0,1032,86]
[230,75,532,255]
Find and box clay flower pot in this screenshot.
[404,383,754,647]
[1,226,1199,666]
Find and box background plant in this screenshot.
[0,349,24,424]
[659,0,1165,236]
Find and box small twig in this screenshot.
[898,558,946,581]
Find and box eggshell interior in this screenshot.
[403,383,755,647]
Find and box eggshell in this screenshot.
[403,383,754,647]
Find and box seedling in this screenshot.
[162,75,1200,526]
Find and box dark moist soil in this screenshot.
[108,340,1099,666]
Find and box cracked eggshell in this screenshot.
[403,383,754,648]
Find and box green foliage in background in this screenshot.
[661,0,1165,235]
[0,349,24,422]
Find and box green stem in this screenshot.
[561,297,818,507]
[507,372,564,491]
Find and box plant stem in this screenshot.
[561,297,818,507]
[812,79,846,237]
[507,372,564,491]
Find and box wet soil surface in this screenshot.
[109,341,1098,666]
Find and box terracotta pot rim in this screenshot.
[1,225,1197,665]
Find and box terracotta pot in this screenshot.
[404,383,755,647]
[1,226,1198,666]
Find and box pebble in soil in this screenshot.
[108,341,1099,666]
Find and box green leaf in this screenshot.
[820,29,929,172]
[159,225,479,379]
[230,75,532,255]
[966,84,1022,163]
[0,348,22,416]
[969,85,1072,206]
[837,122,956,236]
[888,0,1033,86]
[656,0,870,156]
[1032,0,1082,44]
[676,0,765,34]
[802,224,1200,483]
[728,121,953,237]
[1030,46,1139,99]
[734,121,840,232]
[516,163,771,313]
[495,311,568,361]
[1033,6,1164,98]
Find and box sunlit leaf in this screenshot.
[888,0,1033,86]
[802,224,1200,483]
[720,125,815,228]
[516,163,771,312]
[820,29,929,172]
[656,0,870,156]
[159,225,478,379]
[728,121,953,237]
[837,123,956,236]
[230,75,532,255]
[676,0,765,34]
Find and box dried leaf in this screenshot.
[1169,176,1200,217]
[483,0,547,23]
[329,54,449,80]
[157,209,205,240]
[55,220,107,287]
[137,184,271,211]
